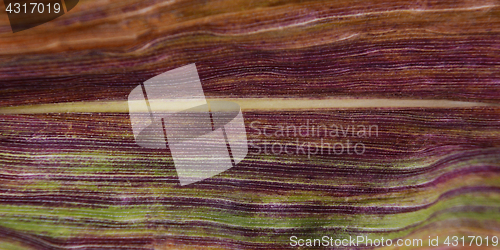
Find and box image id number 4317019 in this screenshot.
[6,2,61,13]
[442,236,499,247]
[3,0,79,32]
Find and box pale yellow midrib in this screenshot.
[0,98,495,114]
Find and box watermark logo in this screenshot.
[4,0,79,33]
[249,120,378,158]
[128,64,248,185]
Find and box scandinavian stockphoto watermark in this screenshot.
[248,120,378,158]
[290,235,499,248]
[128,64,248,186]
[127,64,377,185]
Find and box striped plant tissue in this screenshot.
[0,0,499,249]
